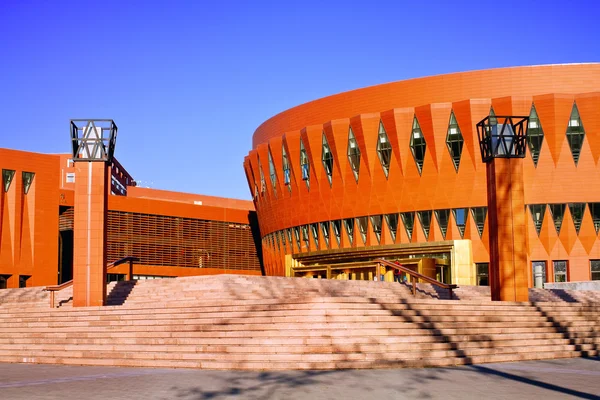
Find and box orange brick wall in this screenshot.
[0,149,60,287]
[1,150,262,287]
[245,64,600,282]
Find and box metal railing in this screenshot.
[375,258,458,299]
[44,256,140,308]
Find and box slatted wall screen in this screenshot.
[100,210,259,271]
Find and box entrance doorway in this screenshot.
[58,230,73,284]
[532,261,546,288]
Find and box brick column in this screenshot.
[72,161,108,307]
[486,158,528,302]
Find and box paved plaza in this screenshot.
[0,358,599,399]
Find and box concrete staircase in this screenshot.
[0,275,598,370]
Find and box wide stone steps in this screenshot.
[0,349,596,370]
[1,275,599,370]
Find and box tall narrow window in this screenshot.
[385,213,399,243]
[471,207,487,238]
[452,208,467,238]
[549,204,566,235]
[301,225,310,250]
[332,220,342,246]
[566,103,585,165]
[258,158,266,194]
[320,222,330,248]
[310,223,319,249]
[529,204,546,236]
[2,169,15,192]
[591,260,600,281]
[370,215,382,244]
[300,138,310,189]
[401,212,415,241]
[435,209,450,239]
[347,127,360,182]
[344,218,354,245]
[588,203,600,234]
[377,120,392,178]
[568,203,585,234]
[446,111,464,171]
[476,263,489,286]
[527,104,544,166]
[417,210,432,240]
[532,261,547,288]
[553,260,567,282]
[22,172,35,195]
[293,227,301,252]
[282,144,291,190]
[322,133,334,186]
[357,216,368,244]
[268,149,277,196]
[275,232,281,251]
[410,116,426,174]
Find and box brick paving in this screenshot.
[0,357,599,399]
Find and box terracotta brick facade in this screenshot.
[245,64,600,284]
[0,150,262,288]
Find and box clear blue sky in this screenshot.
[1,0,598,200]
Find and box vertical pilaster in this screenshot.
[486,158,528,301]
[72,161,108,307]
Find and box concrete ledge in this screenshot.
[544,281,600,291]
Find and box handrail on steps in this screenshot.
[374,258,458,299]
[43,256,140,308]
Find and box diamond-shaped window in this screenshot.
[310,223,320,249]
[529,204,546,236]
[588,203,600,234]
[385,213,399,243]
[300,138,310,189]
[275,232,281,251]
[282,144,291,190]
[489,107,497,125]
[435,209,450,239]
[549,204,566,235]
[293,227,301,252]
[301,225,310,250]
[257,158,266,195]
[417,211,432,240]
[286,229,293,250]
[320,222,330,248]
[322,133,334,186]
[332,220,342,246]
[528,104,544,166]
[410,116,426,175]
[347,127,360,182]
[344,218,355,245]
[357,216,368,245]
[471,207,487,238]
[377,120,392,178]
[401,212,415,241]
[268,149,277,196]
[568,203,585,235]
[446,111,463,172]
[370,215,382,244]
[452,208,467,238]
[566,103,585,165]
[2,169,15,193]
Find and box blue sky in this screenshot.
[1,0,599,199]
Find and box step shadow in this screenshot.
[106,280,137,306]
